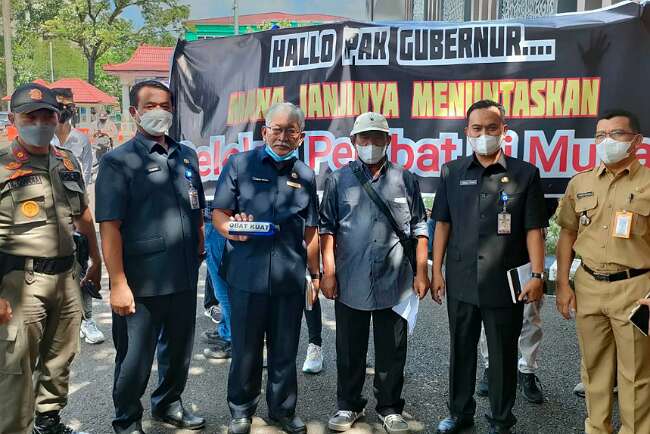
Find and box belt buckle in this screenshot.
[593,272,610,282]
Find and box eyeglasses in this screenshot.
[266,126,301,138]
[595,130,637,143]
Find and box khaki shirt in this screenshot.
[0,140,88,258]
[556,159,650,272]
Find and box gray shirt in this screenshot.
[319,160,428,311]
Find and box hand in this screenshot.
[320,272,338,300]
[519,278,544,303]
[431,270,446,305]
[309,278,320,305]
[110,280,136,317]
[414,273,430,300]
[637,298,650,332]
[556,281,577,320]
[0,298,12,324]
[81,260,102,292]
[228,213,254,242]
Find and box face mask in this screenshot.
[356,144,387,165]
[59,109,73,124]
[265,144,297,162]
[598,137,633,165]
[468,134,502,156]
[19,124,56,147]
[135,108,173,137]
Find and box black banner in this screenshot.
[170,1,650,197]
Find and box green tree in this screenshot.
[43,0,188,84]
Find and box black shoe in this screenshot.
[518,371,544,404]
[477,368,489,397]
[201,329,228,346]
[204,341,232,359]
[488,425,515,434]
[33,412,86,434]
[228,417,252,434]
[436,416,474,433]
[270,414,306,434]
[113,421,145,434]
[152,402,205,430]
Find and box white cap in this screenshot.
[350,112,390,135]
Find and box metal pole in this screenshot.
[370,0,375,20]
[233,0,240,35]
[2,0,14,94]
[49,40,54,82]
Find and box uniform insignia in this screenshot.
[287,180,302,189]
[12,146,29,162]
[8,169,33,180]
[63,158,75,171]
[5,161,22,170]
[500,176,510,183]
[291,172,299,179]
[29,89,43,100]
[460,179,478,186]
[21,201,40,218]
[59,171,81,182]
[53,148,67,158]
[577,192,594,199]
[183,158,190,164]
[8,175,42,189]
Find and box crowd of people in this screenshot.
[0,79,649,434]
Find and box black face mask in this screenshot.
[59,108,74,124]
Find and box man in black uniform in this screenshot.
[212,102,320,434]
[96,80,206,434]
[431,100,548,434]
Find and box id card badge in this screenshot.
[188,185,200,210]
[498,212,512,234]
[613,210,633,238]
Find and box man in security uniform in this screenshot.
[431,100,548,434]
[96,80,206,434]
[556,109,650,434]
[0,83,102,434]
[212,102,320,434]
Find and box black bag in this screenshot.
[351,164,418,274]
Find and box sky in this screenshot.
[122,0,369,26]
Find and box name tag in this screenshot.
[577,191,594,199]
[287,181,302,189]
[59,171,80,182]
[394,197,407,204]
[8,174,42,189]
[147,166,161,173]
[460,179,478,186]
[252,177,270,183]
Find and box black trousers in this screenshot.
[335,301,408,416]
[304,297,322,347]
[112,291,197,431]
[227,290,303,419]
[447,297,524,429]
[204,274,218,309]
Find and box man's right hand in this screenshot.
[110,281,136,316]
[556,281,577,320]
[0,298,12,324]
[431,271,446,305]
[320,272,338,300]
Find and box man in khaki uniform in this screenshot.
[0,83,101,434]
[556,109,650,434]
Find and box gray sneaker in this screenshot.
[328,410,364,432]
[379,414,409,434]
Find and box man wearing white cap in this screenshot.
[320,112,429,434]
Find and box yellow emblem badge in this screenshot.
[63,158,75,170]
[5,161,22,170]
[21,201,40,218]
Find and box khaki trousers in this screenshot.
[0,266,81,434]
[575,266,650,434]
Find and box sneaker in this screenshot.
[573,382,585,398]
[302,343,323,374]
[204,305,222,324]
[518,371,544,404]
[477,368,489,397]
[379,414,410,434]
[328,410,365,432]
[201,329,227,346]
[80,319,105,344]
[33,413,88,434]
[203,342,232,359]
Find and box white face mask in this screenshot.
[356,144,387,165]
[598,137,633,165]
[134,108,173,137]
[468,134,502,156]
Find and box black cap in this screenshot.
[11,83,60,114]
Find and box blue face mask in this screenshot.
[265,144,297,162]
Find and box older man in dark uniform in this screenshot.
[96,80,206,434]
[212,102,320,434]
[431,100,548,434]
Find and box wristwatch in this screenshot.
[531,272,544,280]
[310,272,321,280]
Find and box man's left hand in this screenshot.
[81,260,102,291]
[309,278,320,305]
[519,277,544,303]
[414,274,430,300]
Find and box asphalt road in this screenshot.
[57,262,611,434]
